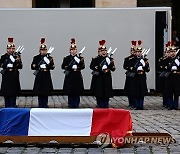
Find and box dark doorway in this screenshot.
[155,11,167,91]
[33,0,95,8]
[34,0,61,8]
[70,0,95,8]
[172,0,180,36]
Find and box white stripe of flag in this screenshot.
[28,108,93,136]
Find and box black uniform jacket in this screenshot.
[157,56,169,92]
[61,54,85,95]
[90,55,100,95]
[123,54,135,95]
[0,53,22,96]
[127,56,150,97]
[90,55,115,98]
[163,56,180,97]
[31,54,55,96]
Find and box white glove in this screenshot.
[7,63,13,68]
[74,56,80,64]
[140,59,145,67]
[175,59,180,66]
[9,55,15,63]
[137,66,143,71]
[40,64,46,69]
[44,57,50,64]
[72,65,77,69]
[106,57,111,65]
[171,66,177,70]
[102,65,107,70]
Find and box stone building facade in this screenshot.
[1,0,180,33]
[0,0,137,8]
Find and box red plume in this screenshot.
[167,41,171,46]
[71,38,75,44]
[99,40,102,45]
[101,40,106,46]
[41,38,45,44]
[8,37,14,43]
[166,43,168,47]
[131,40,136,46]
[131,40,134,45]
[99,40,106,46]
[138,40,142,46]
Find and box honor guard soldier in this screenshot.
[0,38,22,107]
[90,40,115,108]
[129,40,150,110]
[123,40,137,109]
[157,42,171,108]
[90,40,104,107]
[61,38,85,108]
[31,38,55,108]
[164,41,180,110]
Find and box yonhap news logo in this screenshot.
[95,133,176,148]
[95,133,111,148]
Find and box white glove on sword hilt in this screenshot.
[72,65,77,69]
[171,66,177,71]
[102,65,107,70]
[7,63,13,68]
[137,66,143,71]
[40,64,46,69]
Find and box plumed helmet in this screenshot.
[136,40,142,51]
[165,41,177,52]
[40,38,47,50]
[100,39,107,51]
[165,41,171,51]
[70,38,77,49]
[170,41,176,51]
[131,40,137,51]
[7,37,15,49]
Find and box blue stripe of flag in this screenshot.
[0,108,30,136]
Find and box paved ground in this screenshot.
[0,96,180,154]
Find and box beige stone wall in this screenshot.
[96,0,137,8]
[0,0,32,8]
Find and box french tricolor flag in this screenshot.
[0,108,132,139]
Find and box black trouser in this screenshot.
[97,97,109,108]
[4,96,16,108]
[134,97,144,110]
[96,97,101,107]
[68,95,80,108]
[128,95,136,107]
[167,95,179,110]
[162,95,168,107]
[38,96,48,108]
